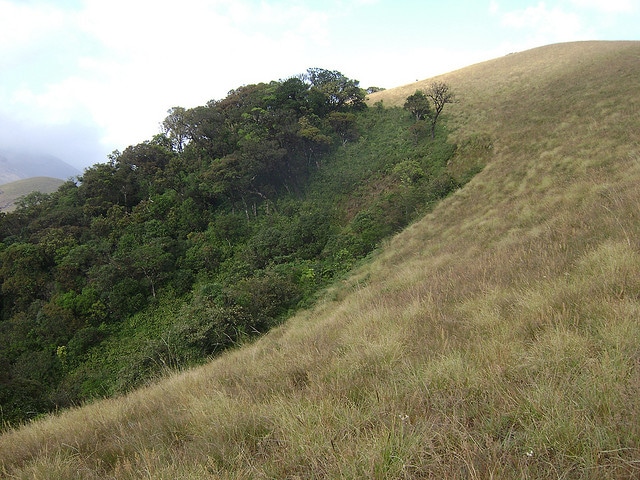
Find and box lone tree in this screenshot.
[404,82,454,139]
[403,90,432,122]
[425,81,454,139]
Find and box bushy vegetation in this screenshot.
[0,69,467,427]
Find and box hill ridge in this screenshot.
[2,40,640,478]
[0,149,79,184]
[0,176,65,212]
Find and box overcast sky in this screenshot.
[1,0,638,170]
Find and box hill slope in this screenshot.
[2,41,640,478]
[0,176,65,212]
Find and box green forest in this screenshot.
[0,69,479,427]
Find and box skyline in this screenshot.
[1,0,638,170]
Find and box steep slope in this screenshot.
[2,41,640,478]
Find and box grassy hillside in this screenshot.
[2,40,640,478]
[0,177,64,212]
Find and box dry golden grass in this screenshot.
[2,41,640,478]
[0,176,64,212]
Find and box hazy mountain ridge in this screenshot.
[0,149,79,184]
[2,41,640,478]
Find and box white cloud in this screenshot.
[1,0,338,157]
[0,1,66,52]
[3,0,635,169]
[501,2,579,31]
[498,2,590,45]
[570,0,637,13]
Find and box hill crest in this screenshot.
[0,176,65,212]
[0,149,79,184]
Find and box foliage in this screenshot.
[0,68,472,427]
[425,81,455,138]
[403,90,432,121]
[404,82,455,139]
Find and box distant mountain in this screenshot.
[0,149,80,184]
